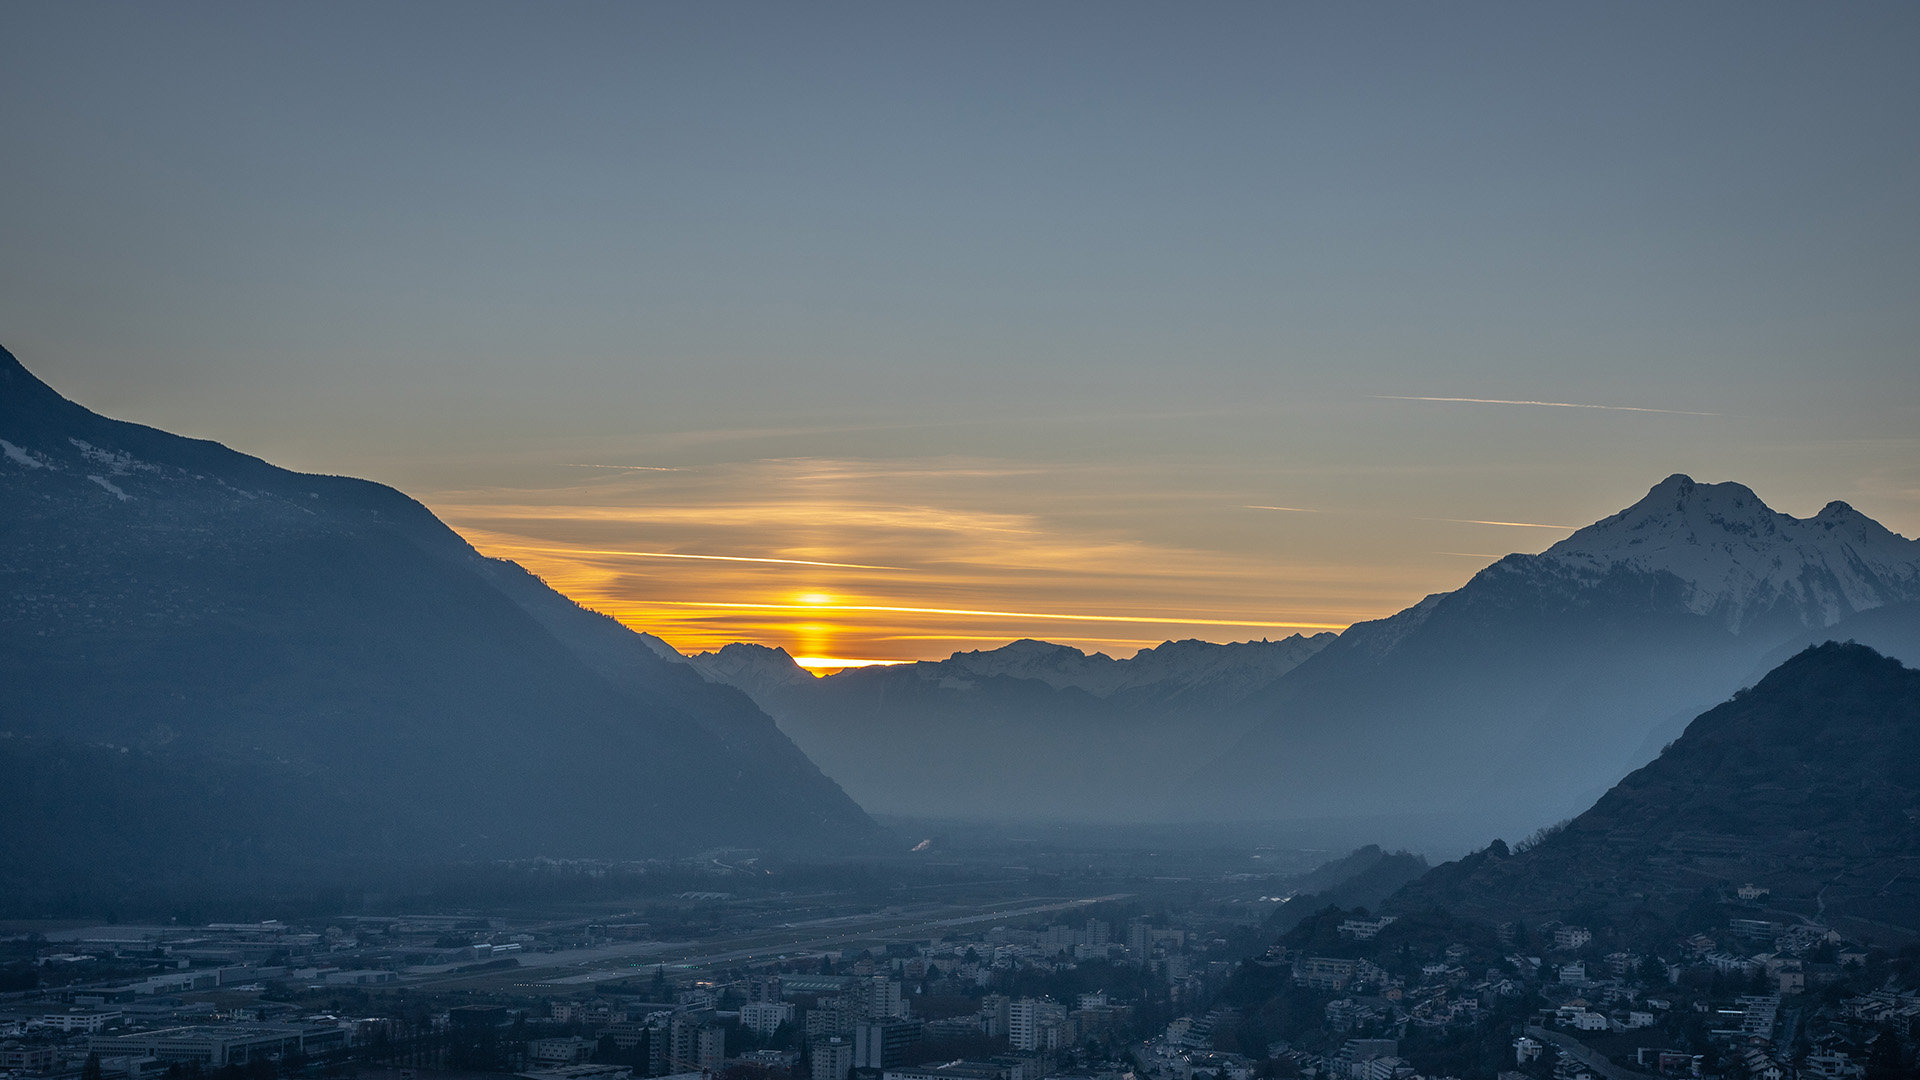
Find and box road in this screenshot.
[404,893,1131,995]
[1526,1026,1650,1080]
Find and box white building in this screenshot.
[1007,999,1063,1052]
[811,1036,854,1080]
[1552,927,1592,951]
[740,1002,794,1038]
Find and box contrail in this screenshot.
[521,546,906,571]
[561,463,680,471]
[644,600,1348,631]
[1427,517,1580,530]
[1377,395,1717,417]
[1244,505,1321,513]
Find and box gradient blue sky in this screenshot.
[4,2,1917,663]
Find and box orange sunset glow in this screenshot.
[424,451,1566,668]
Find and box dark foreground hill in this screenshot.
[1391,642,1920,939]
[0,346,877,908]
[1266,845,1429,934]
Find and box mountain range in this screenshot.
[1390,642,1920,939]
[0,345,877,905]
[687,475,1920,849]
[1190,474,1920,848]
[681,634,1334,820]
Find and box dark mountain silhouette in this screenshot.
[0,346,876,905]
[1389,643,1920,938]
[683,635,1333,820]
[1187,475,1920,849]
[1265,845,1430,934]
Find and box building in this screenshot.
[41,1010,122,1034]
[853,1020,922,1070]
[518,1066,633,1080]
[1552,927,1592,951]
[1337,917,1397,941]
[860,977,907,1020]
[1293,958,1356,991]
[0,1043,58,1072]
[812,1036,854,1080]
[528,1038,598,1065]
[741,1002,795,1038]
[321,969,396,986]
[1354,1055,1407,1080]
[807,1001,857,1041]
[668,1018,723,1073]
[89,1025,345,1068]
[978,995,1010,1040]
[1006,1000,1063,1052]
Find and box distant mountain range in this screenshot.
[0,346,877,905]
[1390,642,1920,939]
[688,474,1920,848]
[1192,474,1920,848]
[681,635,1333,820]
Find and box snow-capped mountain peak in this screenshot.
[1522,474,1920,631]
[685,641,817,700]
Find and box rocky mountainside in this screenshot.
[1389,643,1920,938]
[683,634,1334,820]
[1189,476,1920,850]
[0,346,877,904]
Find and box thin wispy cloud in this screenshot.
[560,463,680,471]
[1435,551,1507,558]
[517,546,908,571]
[1245,505,1321,513]
[1428,517,1580,530]
[1377,395,1718,417]
[645,599,1348,631]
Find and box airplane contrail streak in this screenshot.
[1377,395,1717,417]
[520,546,906,570]
[1427,517,1580,530]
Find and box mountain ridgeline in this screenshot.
[1185,475,1920,848]
[687,476,1920,849]
[0,346,877,906]
[683,635,1335,821]
[1389,642,1920,938]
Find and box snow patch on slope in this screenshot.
[69,438,155,476]
[1526,474,1920,631]
[0,439,53,470]
[88,475,132,501]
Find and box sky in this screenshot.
[4,2,1918,668]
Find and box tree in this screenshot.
[1865,1024,1907,1080]
[1638,954,1668,986]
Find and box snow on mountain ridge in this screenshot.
[685,642,817,701]
[686,633,1335,702]
[1522,474,1920,631]
[908,634,1334,697]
